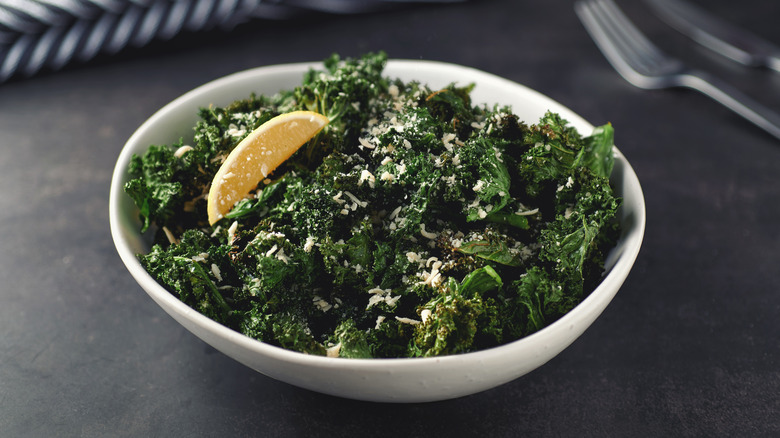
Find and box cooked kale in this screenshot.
[125,52,621,358]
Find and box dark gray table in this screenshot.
[2,0,779,436]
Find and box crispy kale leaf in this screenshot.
[125,144,182,233]
[411,266,504,357]
[139,230,233,324]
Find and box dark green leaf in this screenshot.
[456,239,522,267]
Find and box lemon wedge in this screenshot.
[207,111,329,225]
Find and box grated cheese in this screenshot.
[174,145,194,158]
[211,264,222,282]
[358,137,376,150]
[227,221,239,245]
[162,226,178,245]
[395,316,421,326]
[388,206,403,221]
[420,223,437,240]
[326,343,341,358]
[344,191,368,208]
[358,170,376,188]
[303,235,316,252]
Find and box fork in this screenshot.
[574,0,780,141]
[645,0,780,73]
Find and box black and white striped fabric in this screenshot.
[0,0,463,83]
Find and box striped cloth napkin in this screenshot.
[0,0,464,83]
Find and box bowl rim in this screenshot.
[109,58,646,370]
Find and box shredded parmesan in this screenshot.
[395,316,421,326]
[388,84,399,98]
[162,226,178,245]
[358,170,376,188]
[442,132,457,152]
[227,221,238,245]
[210,264,222,282]
[516,208,539,216]
[366,287,400,309]
[303,235,316,252]
[191,253,208,263]
[275,248,290,264]
[174,145,193,158]
[380,171,394,182]
[420,224,437,240]
[388,206,403,221]
[358,137,376,149]
[326,343,341,358]
[344,191,368,208]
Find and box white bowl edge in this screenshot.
[109,59,646,403]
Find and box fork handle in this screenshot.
[682,72,780,141]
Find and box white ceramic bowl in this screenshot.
[110,59,645,403]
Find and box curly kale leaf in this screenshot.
[515,112,582,197]
[319,225,374,292]
[410,266,504,356]
[139,230,233,324]
[458,265,504,297]
[234,229,321,298]
[330,319,373,358]
[495,118,619,337]
[540,171,620,295]
[517,112,616,198]
[271,312,326,355]
[231,231,334,354]
[540,217,602,296]
[297,52,387,139]
[456,238,522,267]
[411,293,481,357]
[422,84,476,136]
[367,319,417,358]
[386,172,443,240]
[511,267,573,332]
[459,138,513,223]
[240,305,325,355]
[580,123,615,179]
[124,144,182,232]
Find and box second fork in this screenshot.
[575,0,780,141]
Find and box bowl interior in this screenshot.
[109,60,646,402]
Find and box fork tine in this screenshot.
[575,0,644,78]
[588,2,655,73]
[593,0,667,69]
[576,0,677,82]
